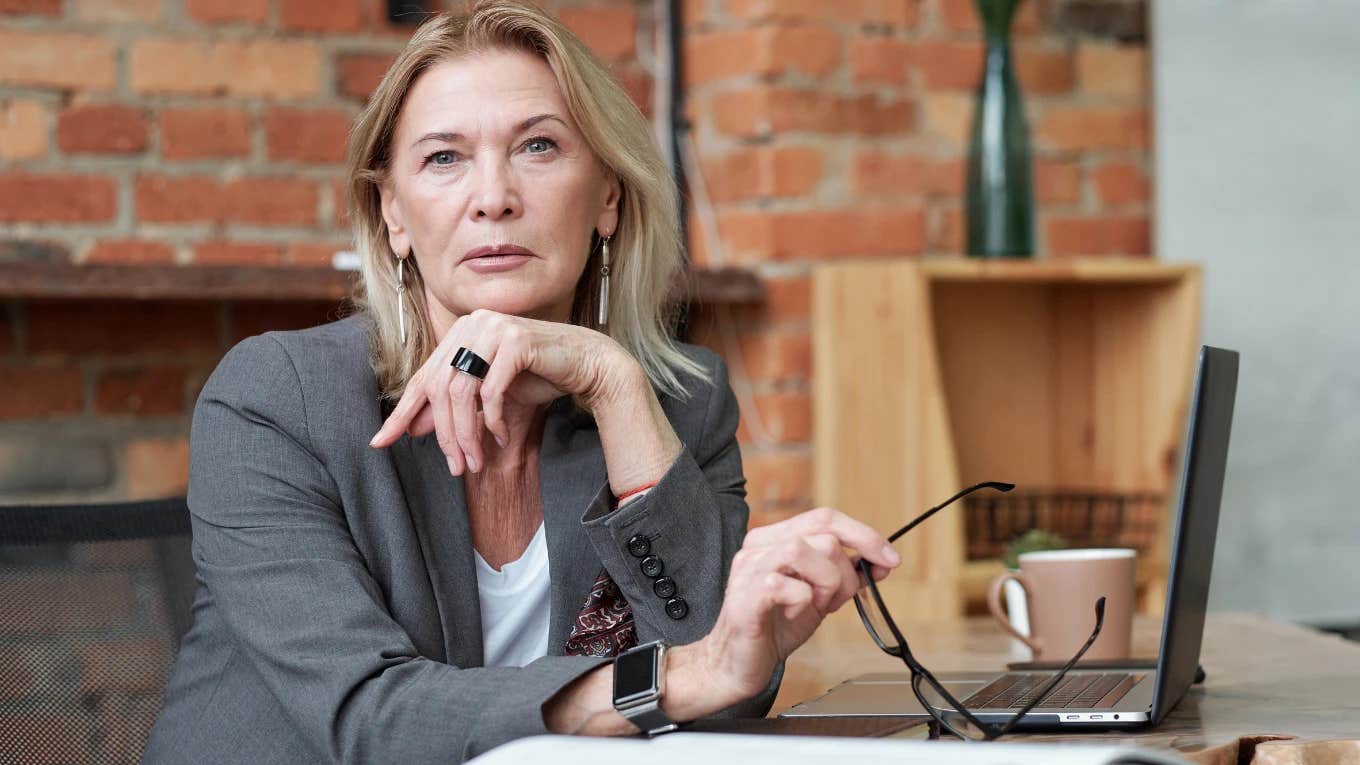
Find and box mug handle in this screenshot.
[987,570,1043,654]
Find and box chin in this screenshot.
[451,284,573,321]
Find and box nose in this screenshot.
[468,154,522,222]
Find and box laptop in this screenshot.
[782,345,1239,730]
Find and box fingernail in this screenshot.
[369,433,381,448]
[495,433,507,449]
[446,456,460,476]
[466,454,479,473]
[882,544,901,566]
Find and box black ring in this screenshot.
[451,347,490,379]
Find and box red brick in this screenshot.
[559,6,637,60]
[280,0,361,31]
[852,150,963,198]
[742,449,814,505]
[937,0,1040,36]
[729,0,917,27]
[227,300,339,344]
[711,87,914,138]
[1036,157,1081,204]
[908,41,983,90]
[0,0,61,15]
[79,639,168,694]
[0,99,47,160]
[686,26,840,86]
[929,205,964,252]
[1038,105,1148,151]
[1094,161,1149,206]
[741,390,812,444]
[57,104,149,155]
[736,329,812,383]
[615,66,653,116]
[185,0,267,24]
[85,239,176,264]
[135,175,319,226]
[126,437,190,498]
[337,52,397,101]
[0,30,118,91]
[0,571,133,632]
[922,92,972,143]
[701,146,822,203]
[1016,47,1075,95]
[849,37,911,85]
[192,241,284,266]
[330,176,352,227]
[1045,215,1150,257]
[264,107,351,164]
[130,39,322,99]
[762,275,811,325]
[286,241,349,267]
[159,108,252,160]
[0,173,117,223]
[711,207,928,263]
[26,301,220,356]
[1077,42,1147,99]
[0,365,83,419]
[94,365,188,416]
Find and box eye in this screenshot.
[524,136,557,154]
[426,150,459,166]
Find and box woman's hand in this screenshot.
[369,310,669,482]
[671,508,901,714]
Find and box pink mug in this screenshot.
[987,549,1136,662]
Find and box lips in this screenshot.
[460,244,537,263]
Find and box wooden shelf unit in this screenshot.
[814,258,1201,619]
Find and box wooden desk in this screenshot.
[773,610,1360,753]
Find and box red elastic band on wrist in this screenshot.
[616,481,659,503]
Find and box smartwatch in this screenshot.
[611,640,678,736]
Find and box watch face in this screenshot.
[613,645,659,703]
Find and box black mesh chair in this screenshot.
[0,499,194,765]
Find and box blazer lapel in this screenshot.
[540,398,610,655]
[393,432,485,668]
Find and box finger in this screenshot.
[803,533,863,613]
[370,372,430,447]
[448,370,484,473]
[759,571,815,618]
[479,324,528,449]
[768,538,847,615]
[407,404,436,438]
[787,507,901,569]
[426,360,465,476]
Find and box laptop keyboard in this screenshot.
[962,672,1136,710]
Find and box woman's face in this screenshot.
[379,48,620,335]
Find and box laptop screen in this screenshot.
[1150,346,1239,723]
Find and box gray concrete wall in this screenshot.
[1154,1,1360,624]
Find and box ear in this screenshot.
[595,172,621,238]
[378,180,411,258]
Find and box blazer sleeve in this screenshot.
[186,335,610,764]
[580,352,783,718]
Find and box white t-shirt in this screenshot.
[474,523,551,668]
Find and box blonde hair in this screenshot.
[344,1,704,402]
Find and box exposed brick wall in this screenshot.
[683,0,1151,525]
[0,0,1150,528]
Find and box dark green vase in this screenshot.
[965,0,1035,258]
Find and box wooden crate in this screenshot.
[813,258,1201,619]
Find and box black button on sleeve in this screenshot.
[640,555,664,578]
[627,535,651,558]
[652,576,677,599]
[664,597,689,620]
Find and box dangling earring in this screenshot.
[597,234,611,328]
[396,256,408,345]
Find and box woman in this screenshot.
[143,3,899,762]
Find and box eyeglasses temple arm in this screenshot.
[888,481,1016,543]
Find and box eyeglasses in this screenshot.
[852,481,1106,741]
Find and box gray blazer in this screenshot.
[142,314,776,764]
